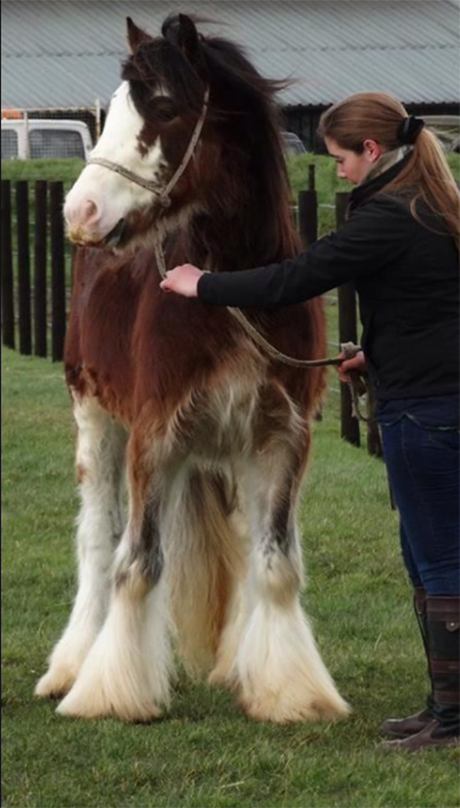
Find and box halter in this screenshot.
[86,87,210,210]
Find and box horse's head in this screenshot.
[65,15,294,261]
[65,15,214,252]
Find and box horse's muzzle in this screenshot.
[67,218,126,250]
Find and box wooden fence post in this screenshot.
[297,165,317,247]
[336,191,360,447]
[299,165,324,421]
[16,181,32,355]
[34,181,48,358]
[50,182,66,362]
[1,180,15,349]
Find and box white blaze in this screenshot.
[64,82,167,242]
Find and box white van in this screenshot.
[1,118,93,160]
[282,131,306,157]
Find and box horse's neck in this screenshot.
[185,205,299,274]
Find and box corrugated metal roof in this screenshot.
[2,0,459,109]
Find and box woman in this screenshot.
[161,92,459,751]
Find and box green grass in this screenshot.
[2,346,459,808]
[1,158,85,185]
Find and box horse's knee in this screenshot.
[114,499,164,597]
[139,499,164,584]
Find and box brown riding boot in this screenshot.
[380,588,434,739]
[379,596,459,751]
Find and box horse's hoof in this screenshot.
[240,694,350,724]
[35,669,76,699]
[56,681,163,722]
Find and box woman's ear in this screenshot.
[363,139,381,162]
[126,18,151,53]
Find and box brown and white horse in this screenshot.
[35,15,349,723]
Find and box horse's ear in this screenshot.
[162,14,206,73]
[126,17,151,52]
[177,14,200,61]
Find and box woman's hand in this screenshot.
[160,264,203,298]
[336,350,367,383]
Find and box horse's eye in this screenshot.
[151,97,178,123]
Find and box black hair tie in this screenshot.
[397,116,425,145]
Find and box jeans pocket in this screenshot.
[427,428,460,453]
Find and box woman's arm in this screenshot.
[160,196,411,307]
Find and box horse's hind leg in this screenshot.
[233,423,349,723]
[56,423,173,721]
[36,395,127,698]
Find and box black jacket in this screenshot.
[198,157,459,401]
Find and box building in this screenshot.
[2,0,459,149]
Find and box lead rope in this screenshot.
[229,309,369,422]
[155,252,370,422]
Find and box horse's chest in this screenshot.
[73,266,142,415]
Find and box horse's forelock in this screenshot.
[122,37,206,117]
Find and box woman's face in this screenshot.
[324,136,381,184]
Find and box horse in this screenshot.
[35,14,349,724]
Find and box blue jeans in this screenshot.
[376,396,459,596]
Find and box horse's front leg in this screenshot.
[55,422,174,721]
[223,402,349,723]
[36,395,127,698]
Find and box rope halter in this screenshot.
[86,87,210,209]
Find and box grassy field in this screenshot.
[2,345,459,808]
[1,158,86,185]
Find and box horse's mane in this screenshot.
[122,17,299,268]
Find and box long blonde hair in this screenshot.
[318,92,459,249]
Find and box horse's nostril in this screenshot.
[83,200,99,222]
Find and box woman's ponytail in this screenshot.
[387,126,460,251]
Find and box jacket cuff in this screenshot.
[197,272,220,305]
